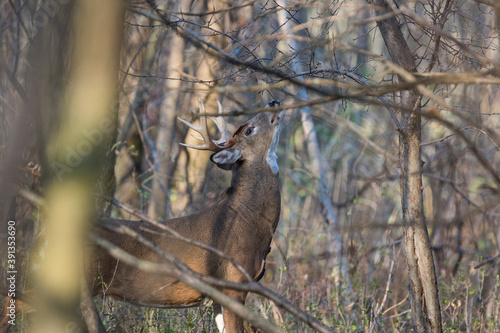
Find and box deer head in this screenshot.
[178,99,284,173]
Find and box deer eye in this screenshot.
[245,127,254,136]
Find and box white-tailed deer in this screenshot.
[0,99,284,333]
[87,99,284,332]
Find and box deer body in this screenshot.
[89,163,280,306]
[88,100,285,332]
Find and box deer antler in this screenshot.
[178,99,231,152]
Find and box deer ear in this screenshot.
[211,148,241,170]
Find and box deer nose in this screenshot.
[271,109,284,124]
[268,100,280,108]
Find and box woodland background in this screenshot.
[0,0,499,332]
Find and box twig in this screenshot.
[382,294,409,316]
[17,189,43,207]
[315,67,402,130]
[140,112,171,199]
[474,254,500,269]
[383,309,411,320]
[374,242,397,317]
[420,109,500,186]
[396,3,498,67]
[420,127,469,147]
[423,173,480,208]
[129,0,258,17]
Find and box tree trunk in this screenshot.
[172,0,224,215]
[369,1,442,332]
[114,20,163,216]
[147,2,186,220]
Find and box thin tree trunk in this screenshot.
[369,1,442,332]
[172,48,218,214]
[80,278,106,333]
[172,0,223,214]
[114,19,163,216]
[116,24,162,151]
[147,2,186,220]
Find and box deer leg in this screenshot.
[219,291,249,333]
[213,303,225,333]
[222,306,244,333]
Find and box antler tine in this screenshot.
[177,99,225,152]
[209,100,229,144]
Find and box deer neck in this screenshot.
[231,160,279,194]
[223,160,281,231]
